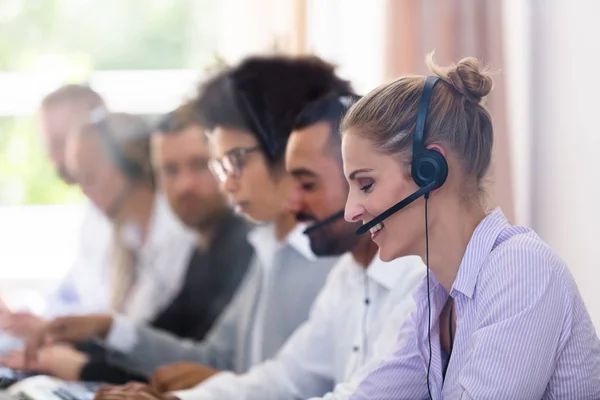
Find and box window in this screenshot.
[0,0,220,289]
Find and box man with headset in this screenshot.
[90,95,425,400]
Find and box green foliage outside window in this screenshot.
[0,0,218,205]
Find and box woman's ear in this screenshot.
[424,144,449,195]
[426,143,447,158]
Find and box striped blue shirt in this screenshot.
[350,208,600,399]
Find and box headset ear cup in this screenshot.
[411,150,448,190]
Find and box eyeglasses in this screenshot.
[208,146,261,183]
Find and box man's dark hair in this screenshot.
[155,102,198,135]
[193,55,353,168]
[293,94,361,157]
[294,93,360,135]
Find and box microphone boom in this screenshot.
[355,181,436,235]
[303,210,345,235]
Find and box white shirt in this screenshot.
[43,202,113,318]
[104,222,338,377]
[118,193,196,322]
[174,252,425,400]
[49,195,195,325]
[0,203,113,356]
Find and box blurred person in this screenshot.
[24,55,348,387]
[1,112,196,376]
[144,94,425,400]
[65,112,196,323]
[1,107,254,384]
[340,56,600,399]
[0,85,112,342]
[40,84,105,184]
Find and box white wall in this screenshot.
[502,0,533,227]
[305,0,385,94]
[527,0,600,328]
[214,0,386,95]
[214,0,295,63]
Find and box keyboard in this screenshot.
[0,368,36,390]
[8,376,103,400]
[52,382,103,400]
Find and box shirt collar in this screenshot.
[366,253,424,290]
[451,207,510,298]
[122,194,178,252]
[286,222,317,261]
[247,222,316,268]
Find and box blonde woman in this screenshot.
[341,56,600,399]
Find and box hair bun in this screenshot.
[427,54,493,104]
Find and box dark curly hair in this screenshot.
[193,55,353,168]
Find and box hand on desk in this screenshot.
[0,344,89,381]
[24,314,113,366]
[0,309,44,339]
[150,362,220,393]
[94,382,180,400]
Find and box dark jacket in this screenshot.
[78,212,254,384]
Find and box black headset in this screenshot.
[411,76,448,191]
[87,109,147,218]
[351,76,449,399]
[355,76,448,236]
[416,76,448,400]
[89,108,145,181]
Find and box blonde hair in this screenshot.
[77,113,154,312]
[341,54,494,204]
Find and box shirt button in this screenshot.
[364,298,370,305]
[353,346,359,352]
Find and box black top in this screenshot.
[78,212,254,384]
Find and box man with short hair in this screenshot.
[0,85,112,342]
[39,84,106,184]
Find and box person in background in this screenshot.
[67,112,196,327]
[0,85,113,341]
[342,56,600,399]
[1,106,254,385]
[24,55,347,387]
[142,94,425,400]
[1,112,196,379]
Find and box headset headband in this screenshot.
[412,76,440,163]
[88,109,145,180]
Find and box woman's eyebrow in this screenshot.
[348,168,373,181]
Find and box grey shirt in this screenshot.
[105,223,339,376]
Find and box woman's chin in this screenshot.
[377,245,407,262]
[242,209,269,224]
